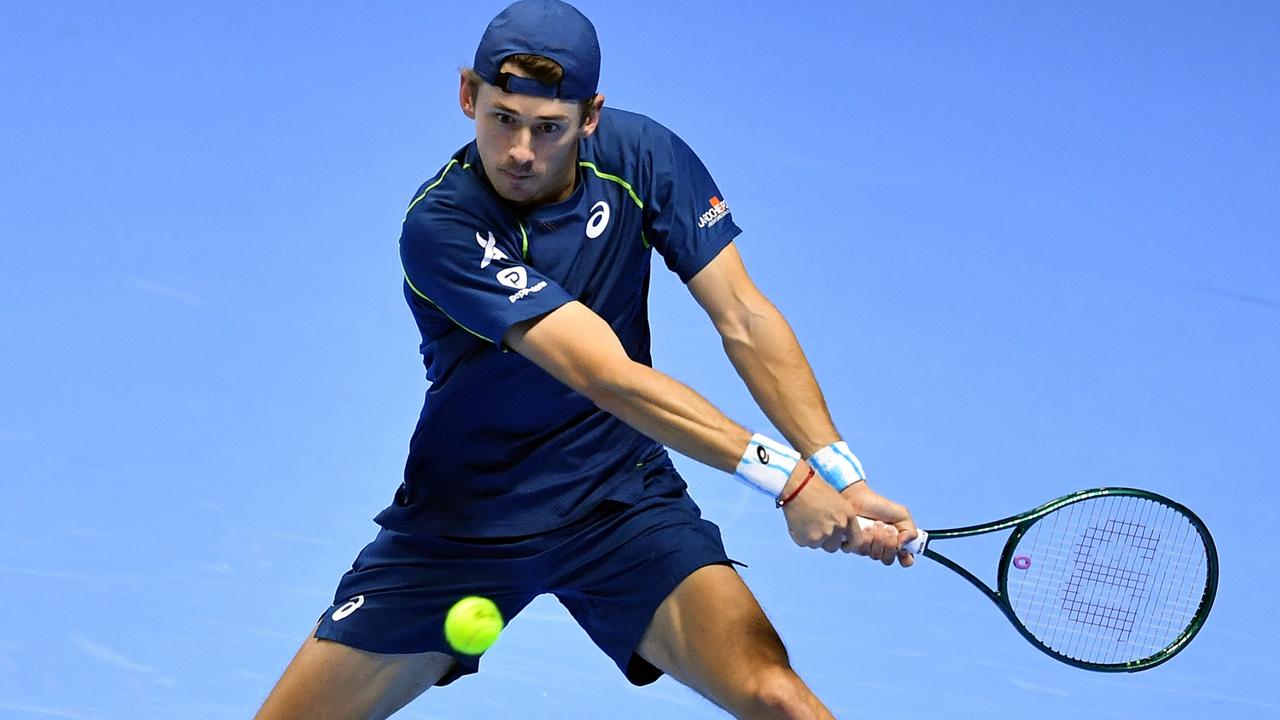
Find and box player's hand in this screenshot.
[778,462,855,553]
[842,481,917,567]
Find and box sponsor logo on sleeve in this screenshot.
[476,231,508,269]
[495,265,548,303]
[586,200,611,239]
[696,196,731,229]
[496,266,528,290]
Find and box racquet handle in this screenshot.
[855,516,928,556]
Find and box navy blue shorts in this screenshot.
[313,477,737,686]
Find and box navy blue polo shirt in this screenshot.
[375,107,741,537]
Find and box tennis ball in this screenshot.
[444,596,504,655]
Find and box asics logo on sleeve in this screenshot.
[476,231,508,269]
[586,200,611,239]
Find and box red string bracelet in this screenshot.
[775,467,814,508]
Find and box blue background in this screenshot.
[2,2,1276,718]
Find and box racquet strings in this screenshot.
[1003,494,1211,665]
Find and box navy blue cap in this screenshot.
[473,0,600,100]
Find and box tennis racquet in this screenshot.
[858,486,1218,672]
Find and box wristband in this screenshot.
[807,440,867,491]
[733,433,800,497]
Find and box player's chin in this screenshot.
[496,184,540,205]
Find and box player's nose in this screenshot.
[508,127,535,165]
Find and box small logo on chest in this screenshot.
[586,200,611,239]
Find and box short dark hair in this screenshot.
[464,54,596,124]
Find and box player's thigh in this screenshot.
[255,629,456,720]
[634,563,789,694]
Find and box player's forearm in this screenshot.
[719,301,840,457]
[584,361,750,473]
[505,301,752,474]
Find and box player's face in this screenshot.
[461,68,602,206]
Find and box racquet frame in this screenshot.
[916,486,1218,672]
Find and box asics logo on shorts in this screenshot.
[332,595,365,621]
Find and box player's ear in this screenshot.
[459,71,478,120]
[579,93,605,138]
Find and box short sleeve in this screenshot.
[645,128,742,283]
[400,210,573,348]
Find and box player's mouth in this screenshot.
[500,169,534,183]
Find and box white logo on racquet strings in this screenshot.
[332,595,365,621]
[476,231,508,269]
[586,200,610,239]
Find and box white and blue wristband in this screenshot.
[807,440,867,491]
[733,433,800,498]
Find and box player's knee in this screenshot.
[748,665,812,720]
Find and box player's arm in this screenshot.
[686,243,838,455]
[504,300,899,559]
[686,243,916,560]
[507,300,747,472]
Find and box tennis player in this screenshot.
[256,2,916,718]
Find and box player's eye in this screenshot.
[495,112,514,124]
[538,123,561,135]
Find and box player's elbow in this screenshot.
[716,300,779,355]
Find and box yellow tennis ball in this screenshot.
[444,596,504,655]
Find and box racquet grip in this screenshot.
[855,516,928,556]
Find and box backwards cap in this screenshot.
[472,0,600,100]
